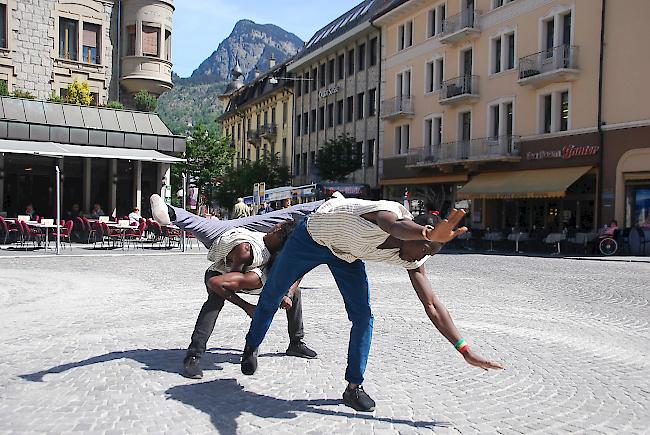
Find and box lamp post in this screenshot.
[55,165,61,255]
[181,172,187,252]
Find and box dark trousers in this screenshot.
[186,269,305,359]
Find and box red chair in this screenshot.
[0,216,20,244]
[20,220,42,248]
[52,220,74,249]
[125,221,147,249]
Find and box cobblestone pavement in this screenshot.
[0,253,648,434]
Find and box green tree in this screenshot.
[134,90,157,112]
[215,152,291,209]
[175,124,236,206]
[314,134,362,181]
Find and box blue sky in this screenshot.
[173,0,355,77]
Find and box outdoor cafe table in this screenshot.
[25,221,58,250]
[106,222,135,249]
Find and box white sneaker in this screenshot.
[150,194,171,225]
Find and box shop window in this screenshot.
[59,17,78,60]
[126,25,136,56]
[625,181,650,227]
[142,25,160,57]
[82,23,101,64]
[0,4,7,49]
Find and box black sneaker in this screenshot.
[181,356,203,379]
[286,341,317,359]
[241,345,258,375]
[342,385,376,412]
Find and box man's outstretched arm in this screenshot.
[207,272,262,318]
[372,209,469,243]
[407,265,503,370]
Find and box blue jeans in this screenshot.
[246,219,373,385]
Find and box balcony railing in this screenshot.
[246,130,261,144]
[259,124,278,138]
[381,96,415,119]
[518,45,579,83]
[407,136,520,166]
[440,8,481,43]
[440,75,479,103]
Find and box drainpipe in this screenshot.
[116,0,122,102]
[371,22,382,197]
[596,0,606,228]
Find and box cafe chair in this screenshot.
[0,216,20,244]
[51,220,74,249]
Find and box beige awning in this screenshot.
[457,166,593,200]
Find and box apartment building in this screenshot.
[290,0,391,196]
[374,0,649,234]
[0,0,182,218]
[219,59,294,168]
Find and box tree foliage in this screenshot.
[134,90,158,112]
[175,124,236,204]
[215,152,291,209]
[314,134,362,182]
[65,80,93,105]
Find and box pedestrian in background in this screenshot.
[233,198,250,219]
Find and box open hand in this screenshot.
[280,296,293,310]
[425,208,468,243]
[463,349,504,370]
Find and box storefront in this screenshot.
[457,133,601,232]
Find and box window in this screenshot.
[82,23,101,64]
[336,99,344,125]
[358,43,366,71]
[368,88,377,117]
[296,114,301,136]
[348,48,355,76]
[302,152,307,175]
[398,21,413,51]
[126,25,136,56]
[327,102,334,128]
[271,107,276,125]
[560,91,569,131]
[59,18,78,60]
[282,138,287,164]
[427,5,446,37]
[425,61,435,93]
[506,33,515,70]
[490,104,500,138]
[165,29,172,61]
[311,68,317,91]
[366,139,375,167]
[303,112,309,135]
[505,102,513,136]
[296,76,302,97]
[369,37,378,66]
[303,72,310,94]
[310,151,316,173]
[337,53,345,80]
[282,102,288,125]
[396,70,411,97]
[310,109,317,133]
[491,32,515,74]
[142,25,160,57]
[435,58,444,90]
[543,94,552,133]
[544,18,554,51]
[294,154,300,175]
[319,64,326,87]
[492,37,502,74]
[424,116,442,151]
[346,96,354,123]
[328,59,335,84]
[318,106,325,130]
[427,8,436,38]
[357,92,365,120]
[492,0,514,8]
[355,142,363,165]
[0,4,7,49]
[395,125,410,154]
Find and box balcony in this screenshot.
[120,56,173,97]
[518,45,579,88]
[440,9,481,44]
[439,75,479,105]
[406,136,520,167]
[381,96,415,120]
[246,130,261,146]
[259,124,278,138]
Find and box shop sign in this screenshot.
[319,85,340,98]
[526,144,600,161]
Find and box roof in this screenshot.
[299,0,391,58]
[0,96,185,153]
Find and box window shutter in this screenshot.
[142,26,159,56]
[83,25,98,47]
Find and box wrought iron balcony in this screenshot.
[518,45,579,87]
[259,124,278,138]
[246,130,261,145]
[439,75,479,104]
[407,136,520,167]
[440,8,481,44]
[381,96,415,120]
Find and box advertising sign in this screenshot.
[253,183,260,206]
[259,182,266,204]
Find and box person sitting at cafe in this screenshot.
[90,204,105,219]
[25,203,37,220]
[66,203,82,220]
[128,207,142,225]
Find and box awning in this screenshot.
[0,139,184,163]
[457,166,593,200]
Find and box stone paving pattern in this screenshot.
[0,253,648,434]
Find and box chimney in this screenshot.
[254,67,260,79]
[268,55,276,69]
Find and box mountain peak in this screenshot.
[190,20,304,83]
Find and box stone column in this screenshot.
[83,158,91,213]
[58,158,64,213]
[0,154,4,213]
[109,159,117,215]
[133,160,142,210]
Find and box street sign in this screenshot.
[259,182,266,204]
[253,183,260,206]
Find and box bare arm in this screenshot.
[370,209,469,243]
[280,276,304,310]
[408,265,503,370]
[228,243,253,273]
[207,272,262,318]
